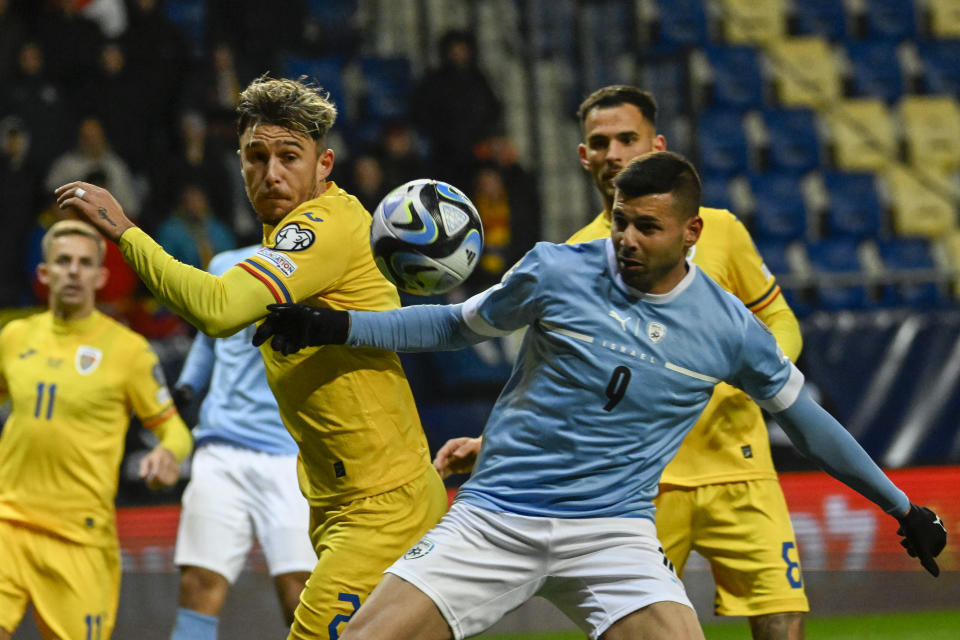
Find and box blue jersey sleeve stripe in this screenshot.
[241,259,293,303]
[745,281,779,310]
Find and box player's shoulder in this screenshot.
[529,239,603,267]
[0,312,39,343]
[698,206,743,228]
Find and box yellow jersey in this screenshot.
[0,310,180,547]
[567,208,802,485]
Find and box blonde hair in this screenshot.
[236,75,338,144]
[42,220,106,264]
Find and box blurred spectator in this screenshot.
[156,184,236,269]
[81,0,128,38]
[379,119,429,190]
[473,132,541,250]
[411,29,503,187]
[341,152,390,211]
[0,116,39,306]
[2,41,75,166]
[0,0,26,83]
[182,41,253,121]
[206,0,306,75]
[152,110,237,231]
[34,0,105,94]
[75,42,152,172]
[45,116,142,219]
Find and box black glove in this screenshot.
[252,303,350,355]
[171,385,195,415]
[896,503,947,577]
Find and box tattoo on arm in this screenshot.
[97,207,117,227]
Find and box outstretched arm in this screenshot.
[771,389,946,575]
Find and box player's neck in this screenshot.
[50,301,96,323]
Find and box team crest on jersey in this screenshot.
[75,345,102,375]
[403,538,435,560]
[647,322,666,343]
[273,223,315,251]
[255,247,299,276]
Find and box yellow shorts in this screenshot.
[654,479,809,618]
[0,519,120,639]
[289,465,448,640]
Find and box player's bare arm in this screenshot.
[432,436,482,478]
[55,181,135,243]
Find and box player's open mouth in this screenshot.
[618,256,645,271]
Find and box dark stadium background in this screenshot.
[1,0,958,637]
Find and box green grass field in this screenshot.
[483,609,960,640]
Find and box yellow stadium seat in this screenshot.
[767,36,842,108]
[898,95,960,172]
[826,99,898,172]
[883,164,958,237]
[927,0,960,38]
[717,0,788,45]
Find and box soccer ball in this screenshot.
[370,179,484,296]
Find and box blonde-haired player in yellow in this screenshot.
[434,86,808,640]
[55,75,448,639]
[0,219,192,640]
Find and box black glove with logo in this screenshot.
[252,303,350,355]
[896,503,947,577]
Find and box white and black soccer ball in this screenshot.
[370,179,484,295]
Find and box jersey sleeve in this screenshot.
[237,203,357,304]
[462,245,544,337]
[126,338,179,430]
[175,332,215,392]
[727,312,805,412]
[720,210,783,313]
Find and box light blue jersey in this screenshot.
[347,239,909,521]
[177,246,297,455]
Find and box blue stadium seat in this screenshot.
[875,237,944,308]
[306,0,358,22]
[701,174,735,211]
[582,1,632,88]
[748,172,808,242]
[164,0,205,57]
[760,108,822,172]
[697,109,749,176]
[647,0,710,53]
[856,0,917,41]
[702,45,765,110]
[821,171,882,238]
[805,238,871,310]
[790,0,848,40]
[916,40,960,95]
[282,55,349,120]
[360,56,412,122]
[845,41,905,103]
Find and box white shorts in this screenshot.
[174,443,316,582]
[386,501,693,640]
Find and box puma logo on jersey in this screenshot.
[608,310,633,333]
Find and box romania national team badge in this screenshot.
[403,538,435,560]
[647,322,666,344]
[75,345,102,375]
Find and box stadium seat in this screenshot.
[916,40,960,95]
[701,174,736,212]
[844,41,905,103]
[164,0,205,57]
[748,172,809,242]
[824,98,897,171]
[697,109,750,176]
[898,95,960,172]
[716,0,788,45]
[760,108,822,173]
[882,164,958,238]
[282,55,349,121]
[581,1,633,89]
[875,237,944,308]
[360,56,413,122]
[925,0,960,38]
[851,0,918,41]
[805,237,871,310]
[821,171,883,239]
[696,45,766,110]
[789,0,849,40]
[766,36,842,108]
[640,0,710,54]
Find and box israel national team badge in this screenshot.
[647,322,667,344]
[273,223,316,251]
[403,538,435,560]
[75,345,102,375]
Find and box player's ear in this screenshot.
[94,266,109,291]
[683,215,703,249]
[577,143,590,171]
[36,262,49,286]
[316,148,334,182]
[652,134,667,152]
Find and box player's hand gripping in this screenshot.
[896,503,947,576]
[433,436,482,479]
[252,303,350,355]
[139,445,181,490]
